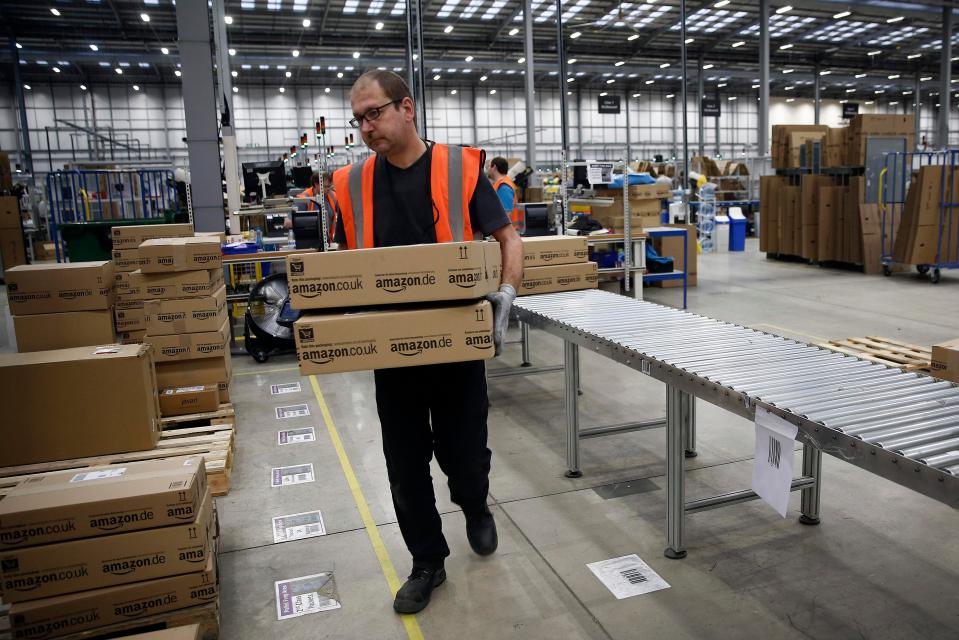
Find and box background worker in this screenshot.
[487,156,524,234]
[283,170,337,244]
[331,70,523,615]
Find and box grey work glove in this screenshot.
[485,283,517,357]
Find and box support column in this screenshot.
[414,0,428,138]
[915,73,922,149]
[758,0,770,157]
[175,0,224,232]
[814,63,821,125]
[9,39,34,178]
[624,90,632,163]
[576,88,584,158]
[404,0,415,95]
[714,89,721,156]
[938,7,952,148]
[698,54,705,157]
[212,0,240,219]
[470,85,479,146]
[679,0,690,216]
[523,0,537,171]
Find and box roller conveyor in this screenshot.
[512,289,959,558]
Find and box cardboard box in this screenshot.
[0,457,207,549]
[931,338,959,383]
[0,195,21,229]
[0,152,12,189]
[0,344,161,467]
[294,300,494,375]
[111,223,194,250]
[139,237,222,273]
[112,248,149,273]
[6,261,114,315]
[115,304,146,332]
[0,491,213,603]
[0,228,28,271]
[7,556,217,639]
[522,236,588,267]
[126,268,224,301]
[143,320,230,362]
[159,385,220,417]
[125,626,202,640]
[33,241,56,261]
[287,241,501,310]
[518,262,599,296]
[194,230,226,244]
[119,329,147,344]
[144,286,228,336]
[13,309,115,353]
[155,356,233,401]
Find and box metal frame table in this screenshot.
[513,289,959,559]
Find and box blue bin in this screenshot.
[729,210,747,252]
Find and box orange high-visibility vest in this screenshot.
[301,185,337,243]
[332,143,482,249]
[492,175,523,234]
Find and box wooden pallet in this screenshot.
[816,336,933,372]
[0,602,219,640]
[162,403,236,430]
[0,422,235,499]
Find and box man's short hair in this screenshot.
[490,157,509,175]
[352,70,413,105]
[310,171,320,187]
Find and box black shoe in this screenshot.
[393,567,446,614]
[466,509,498,556]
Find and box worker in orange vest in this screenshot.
[487,156,524,234]
[283,171,336,244]
[330,70,523,614]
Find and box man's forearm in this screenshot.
[490,224,523,290]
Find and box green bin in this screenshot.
[57,214,179,262]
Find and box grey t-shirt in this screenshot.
[333,143,511,247]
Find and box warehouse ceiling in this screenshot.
[1,0,956,102]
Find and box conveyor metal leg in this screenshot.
[682,393,698,458]
[520,321,532,367]
[799,442,822,525]
[665,384,687,559]
[564,340,582,478]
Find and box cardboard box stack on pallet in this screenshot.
[129,235,230,417]
[6,261,117,352]
[519,236,598,295]
[288,242,508,374]
[762,115,915,273]
[0,193,27,271]
[112,223,195,342]
[0,457,218,639]
[588,182,671,233]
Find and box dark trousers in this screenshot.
[374,360,492,568]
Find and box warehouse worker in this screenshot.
[331,70,522,615]
[487,156,524,234]
[283,171,337,243]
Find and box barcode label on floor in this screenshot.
[272,510,327,543]
[587,554,670,600]
[275,572,341,620]
[275,404,310,419]
[271,463,315,487]
[768,437,782,469]
[278,427,316,445]
[271,382,302,395]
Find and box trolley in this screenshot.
[879,150,959,283]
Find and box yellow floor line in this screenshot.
[309,375,425,640]
[233,365,300,376]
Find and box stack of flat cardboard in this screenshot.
[0,343,161,466]
[7,261,116,352]
[892,165,959,266]
[0,457,217,639]
[112,224,195,340]
[0,151,13,189]
[289,242,499,374]
[588,182,670,232]
[846,115,916,166]
[771,125,830,169]
[129,236,230,413]
[519,236,598,295]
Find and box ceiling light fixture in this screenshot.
[451,89,457,95]
[175,70,181,77]
[886,16,903,24]
[920,76,932,81]
[285,71,292,78]
[645,79,655,85]
[867,50,881,56]
[325,87,331,93]
[292,49,300,57]
[224,15,233,24]
[433,74,441,80]
[15,42,22,49]
[786,97,795,102]
[659,62,669,68]
[715,0,730,7]
[568,58,577,64]
[444,25,454,33]
[465,55,473,62]
[779,43,793,50]
[606,78,615,84]
[570,31,581,39]
[776,5,792,14]
[666,93,675,98]
[703,64,714,70]
[833,11,851,19]
[628,34,639,41]
[820,70,831,75]
[846,88,855,93]
[303,18,311,27]
[140,13,150,22]
[599,91,608,96]
[374,21,383,30]
[865,100,874,105]
[888,74,900,79]
[231,70,238,77]
[480,75,487,81]
[133,85,140,91]
[752,84,760,88]
[233,87,238,93]
[718,82,727,87]
[907,53,921,59]
[161,47,170,55]
[50,8,60,16]
[24,84,31,90]
[52,66,60,73]
[685,38,694,44]
[518,57,525,63]
[728,96,737,101]
[228,48,236,56]
[855,73,867,78]
[782,68,794,74]
[279,87,285,93]
[731,41,745,48]
[490,89,497,94]
[353,51,360,59]
[632,93,641,97]
[115,67,123,74]
[80,84,87,90]
[508,28,519,36]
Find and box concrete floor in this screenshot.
[3,239,959,638]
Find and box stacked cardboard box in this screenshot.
[111,224,195,338]
[771,125,830,169]
[519,236,597,295]
[0,151,13,188]
[846,115,915,166]
[892,165,959,266]
[648,224,699,288]
[289,242,500,374]
[0,343,161,466]
[0,457,218,639]
[589,182,670,232]
[0,195,27,271]
[7,261,116,352]
[128,236,230,415]
[931,339,959,383]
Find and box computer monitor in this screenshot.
[242,161,287,202]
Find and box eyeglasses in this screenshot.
[349,99,400,128]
